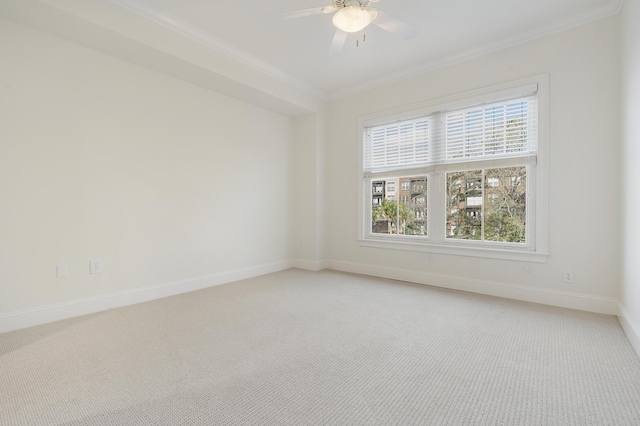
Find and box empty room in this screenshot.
[1,0,640,424]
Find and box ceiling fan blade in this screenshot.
[329,29,348,55]
[276,5,336,19]
[374,10,419,39]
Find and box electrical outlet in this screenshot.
[56,264,68,278]
[90,259,103,274]
[563,270,574,283]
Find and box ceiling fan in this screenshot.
[279,0,419,54]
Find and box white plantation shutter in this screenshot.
[364,117,429,172]
[363,93,537,174]
[444,97,537,163]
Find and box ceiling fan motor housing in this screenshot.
[334,0,372,9]
[332,0,378,33]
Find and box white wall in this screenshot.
[292,112,327,271]
[0,10,629,334]
[324,17,621,314]
[0,18,294,330]
[620,0,640,353]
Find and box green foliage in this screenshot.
[446,167,526,243]
[404,220,425,235]
[372,198,423,235]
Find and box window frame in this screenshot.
[357,75,549,263]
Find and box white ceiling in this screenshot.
[106,0,623,99]
[0,0,624,111]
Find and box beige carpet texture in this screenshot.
[1,269,640,425]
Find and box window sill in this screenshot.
[358,238,549,263]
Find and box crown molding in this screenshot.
[327,0,625,99]
[107,0,329,101]
[108,0,622,103]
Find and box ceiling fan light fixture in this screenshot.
[332,6,378,33]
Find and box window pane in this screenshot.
[371,179,398,234]
[372,180,391,234]
[484,167,526,243]
[446,170,482,240]
[400,177,427,236]
[372,177,427,236]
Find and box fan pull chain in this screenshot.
[356,33,366,48]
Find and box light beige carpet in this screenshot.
[1,269,640,425]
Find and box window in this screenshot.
[358,76,549,262]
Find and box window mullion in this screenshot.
[395,179,399,235]
[428,172,444,243]
[481,169,486,242]
[430,113,445,243]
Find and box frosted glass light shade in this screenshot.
[332,6,378,33]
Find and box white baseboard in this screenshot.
[291,259,326,272]
[0,260,293,334]
[325,260,620,315]
[618,304,640,358]
[1,257,626,338]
